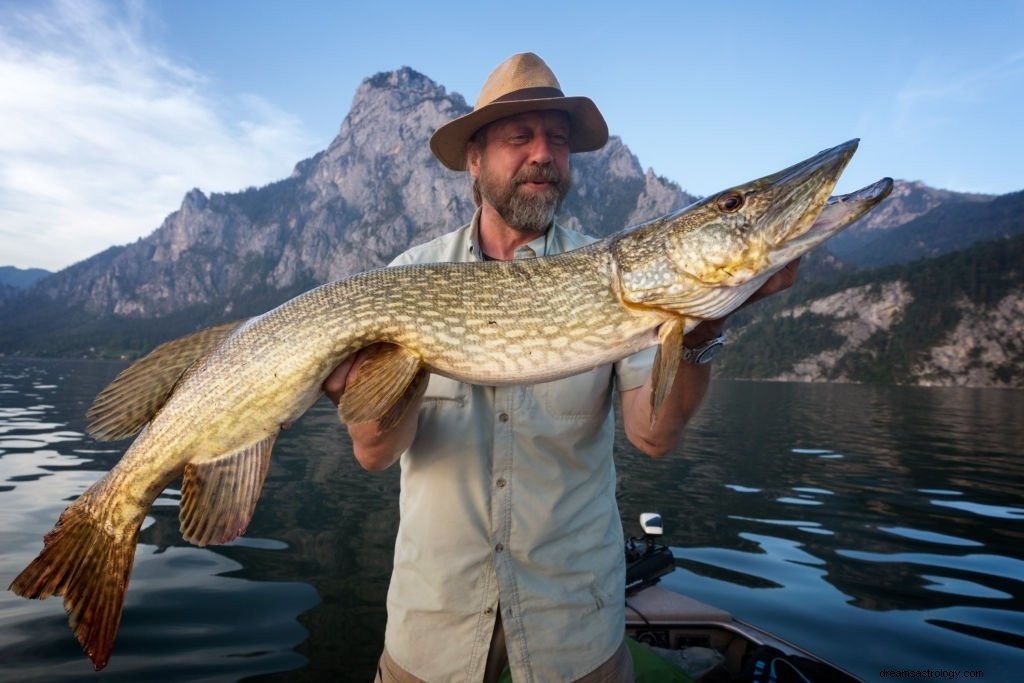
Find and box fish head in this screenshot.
[612,139,892,321]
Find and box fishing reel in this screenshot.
[624,512,675,595]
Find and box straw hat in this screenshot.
[429,52,609,171]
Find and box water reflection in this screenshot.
[616,380,1023,678]
[0,360,318,682]
[1,362,1022,681]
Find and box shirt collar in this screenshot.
[467,207,562,261]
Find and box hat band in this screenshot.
[490,86,566,105]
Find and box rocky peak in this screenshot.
[324,67,465,164]
[182,188,209,212]
[854,180,993,233]
[363,66,462,108]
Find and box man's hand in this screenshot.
[744,257,801,307]
[683,258,801,344]
[322,344,384,405]
[322,343,423,471]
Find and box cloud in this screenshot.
[0,0,317,271]
[849,48,1024,194]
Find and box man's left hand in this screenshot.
[688,257,801,341]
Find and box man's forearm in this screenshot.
[620,357,712,458]
[322,343,423,471]
[347,409,420,471]
[619,320,722,457]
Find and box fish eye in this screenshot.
[716,192,744,212]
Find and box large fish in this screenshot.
[9,139,892,670]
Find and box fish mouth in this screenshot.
[681,140,884,289]
[766,175,895,268]
[754,139,860,251]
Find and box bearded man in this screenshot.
[323,52,797,682]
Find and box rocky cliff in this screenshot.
[719,232,1024,388]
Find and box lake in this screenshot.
[0,358,1021,681]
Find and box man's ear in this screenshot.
[466,142,481,178]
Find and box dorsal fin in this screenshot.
[179,432,275,547]
[650,318,685,424]
[86,320,245,441]
[337,344,426,426]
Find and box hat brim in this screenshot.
[429,95,608,171]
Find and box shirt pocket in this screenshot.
[422,374,466,405]
[535,365,613,419]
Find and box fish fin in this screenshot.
[377,366,430,432]
[179,433,275,547]
[9,497,141,671]
[87,320,246,441]
[337,344,425,425]
[650,318,685,424]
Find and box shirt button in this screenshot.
[498,412,509,422]
[484,607,494,616]
[495,543,504,553]
[496,478,506,488]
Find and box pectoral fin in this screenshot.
[650,318,685,423]
[337,344,426,427]
[180,432,275,547]
[87,320,245,441]
[378,366,430,431]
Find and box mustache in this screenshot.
[514,165,562,186]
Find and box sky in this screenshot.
[2,0,1022,271]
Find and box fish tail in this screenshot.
[8,497,141,671]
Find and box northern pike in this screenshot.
[9,139,892,670]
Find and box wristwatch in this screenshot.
[682,334,726,365]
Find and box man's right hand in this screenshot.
[322,344,384,406]
[322,343,425,471]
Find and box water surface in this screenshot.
[0,359,1020,681]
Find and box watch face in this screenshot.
[695,340,724,364]
[683,335,726,365]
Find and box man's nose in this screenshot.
[525,135,555,164]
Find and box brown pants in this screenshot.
[374,615,634,682]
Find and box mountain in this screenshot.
[719,233,1024,388]
[0,67,1021,388]
[829,186,1023,267]
[0,266,52,303]
[0,266,51,289]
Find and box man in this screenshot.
[323,53,798,682]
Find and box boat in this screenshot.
[624,513,862,682]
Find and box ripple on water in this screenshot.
[930,499,1024,520]
[837,549,1024,583]
[791,447,844,459]
[776,496,824,506]
[878,525,984,547]
[776,486,832,507]
[921,575,1013,600]
[729,515,835,536]
[724,484,761,493]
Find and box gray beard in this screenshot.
[477,165,572,234]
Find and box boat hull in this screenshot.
[625,585,862,682]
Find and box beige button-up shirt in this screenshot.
[383,210,654,681]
